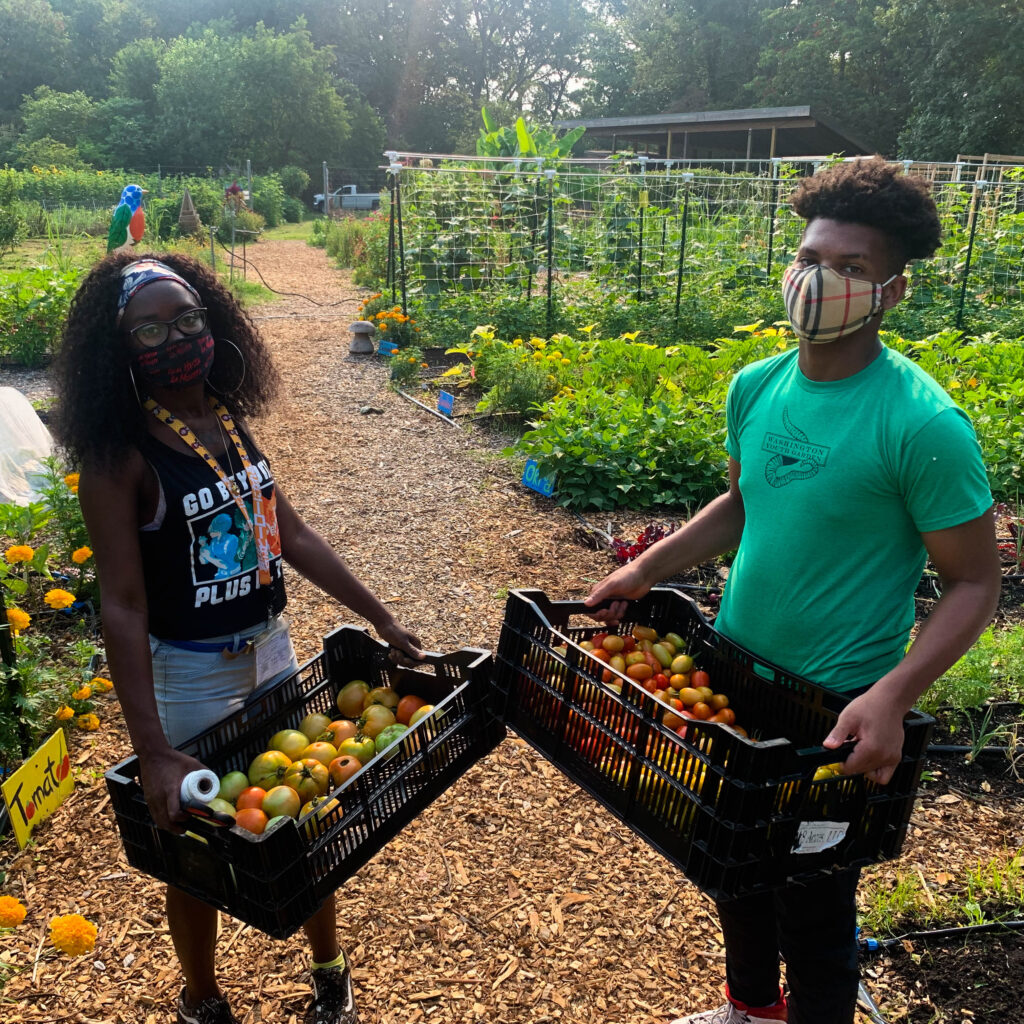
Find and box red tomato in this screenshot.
[621,636,637,653]
[396,694,427,725]
[236,786,267,810]
[651,673,670,690]
[235,807,268,834]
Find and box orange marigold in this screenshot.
[49,914,97,955]
[77,713,100,731]
[44,589,75,610]
[55,705,74,721]
[71,685,92,701]
[4,545,34,564]
[90,677,113,693]
[0,895,27,928]
[71,546,92,564]
[6,607,30,632]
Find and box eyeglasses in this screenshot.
[128,307,208,348]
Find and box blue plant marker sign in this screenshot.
[522,459,556,497]
[437,390,455,417]
[378,339,398,357]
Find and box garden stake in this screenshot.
[765,172,780,280]
[387,173,397,306]
[545,169,555,335]
[637,155,648,301]
[395,166,408,315]
[674,180,691,319]
[956,182,986,329]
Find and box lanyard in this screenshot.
[144,396,273,585]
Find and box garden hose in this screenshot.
[860,919,1024,953]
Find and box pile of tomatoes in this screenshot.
[202,682,436,836]
[580,624,750,742]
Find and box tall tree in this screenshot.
[884,0,1024,159]
[749,0,906,155]
[0,0,69,122]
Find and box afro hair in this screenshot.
[789,156,941,269]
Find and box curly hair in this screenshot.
[789,157,941,269]
[53,251,280,469]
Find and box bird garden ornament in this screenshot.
[107,183,148,253]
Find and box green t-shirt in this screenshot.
[715,345,992,693]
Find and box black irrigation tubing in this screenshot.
[214,240,351,307]
[860,920,1024,954]
[927,744,1021,756]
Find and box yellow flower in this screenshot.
[72,685,92,701]
[76,713,100,731]
[6,607,30,632]
[561,358,571,366]
[55,705,74,721]
[0,895,27,928]
[63,473,80,489]
[71,546,92,564]
[5,545,34,564]
[49,914,97,956]
[949,380,962,390]
[44,589,76,610]
[90,677,113,693]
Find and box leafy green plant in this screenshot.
[388,347,426,389]
[0,266,80,366]
[917,624,1024,713]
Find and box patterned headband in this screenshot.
[116,259,202,324]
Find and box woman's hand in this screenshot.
[137,746,211,833]
[377,619,425,660]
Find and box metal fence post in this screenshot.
[674,173,694,318]
[392,160,408,315]
[766,159,781,280]
[545,169,556,334]
[636,155,648,300]
[956,181,987,330]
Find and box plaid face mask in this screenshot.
[782,264,896,344]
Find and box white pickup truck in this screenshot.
[313,184,381,212]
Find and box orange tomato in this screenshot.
[236,786,267,810]
[691,701,713,720]
[669,673,689,689]
[696,686,714,702]
[626,662,653,681]
[590,647,611,664]
[322,719,358,746]
[709,708,736,725]
[300,741,340,768]
[235,807,268,834]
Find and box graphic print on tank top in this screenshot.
[761,408,831,488]
[184,463,282,594]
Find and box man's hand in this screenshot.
[583,561,653,625]
[823,689,906,785]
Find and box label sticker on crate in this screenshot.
[522,459,556,497]
[378,339,398,357]
[791,820,850,855]
[437,390,455,417]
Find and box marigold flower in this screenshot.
[72,685,92,701]
[6,607,30,632]
[55,705,74,721]
[71,546,92,564]
[5,545,34,564]
[90,677,113,693]
[49,914,97,955]
[63,473,80,489]
[0,895,27,928]
[77,713,100,731]
[44,589,76,610]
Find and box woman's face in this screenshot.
[121,279,205,352]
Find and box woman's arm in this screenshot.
[79,455,206,831]
[274,487,422,655]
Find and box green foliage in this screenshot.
[250,173,285,229]
[282,197,305,223]
[476,107,585,163]
[215,207,265,244]
[0,266,80,366]
[323,211,391,287]
[279,165,311,198]
[916,624,1024,714]
[388,347,426,388]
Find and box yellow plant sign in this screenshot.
[2,730,74,848]
[639,190,649,208]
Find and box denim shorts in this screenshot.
[151,616,298,747]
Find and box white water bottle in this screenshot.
[179,769,219,805]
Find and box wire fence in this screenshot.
[372,154,1024,333]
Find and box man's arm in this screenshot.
[585,458,745,623]
[825,508,1001,783]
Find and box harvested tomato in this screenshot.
[236,786,267,810]
[691,701,713,720]
[283,758,330,804]
[248,750,291,789]
[396,694,427,725]
[338,735,377,765]
[336,680,370,718]
[234,807,268,835]
[262,785,301,819]
[327,755,362,788]
[692,670,711,689]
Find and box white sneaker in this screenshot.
[670,1001,786,1024]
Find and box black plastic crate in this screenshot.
[106,627,505,938]
[491,588,934,900]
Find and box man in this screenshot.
[586,157,1000,1024]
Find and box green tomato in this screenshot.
[375,723,408,756]
[338,735,377,765]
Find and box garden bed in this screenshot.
[0,240,1021,1024]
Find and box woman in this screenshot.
[55,252,420,1024]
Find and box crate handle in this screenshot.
[387,645,487,669]
[795,739,858,771]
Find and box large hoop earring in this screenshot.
[128,365,143,406]
[208,338,247,395]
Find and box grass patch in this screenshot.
[918,624,1024,715]
[261,221,315,242]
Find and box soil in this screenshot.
[0,240,1022,1024]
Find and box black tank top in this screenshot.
[138,428,286,640]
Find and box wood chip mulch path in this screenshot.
[1,241,1021,1024]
